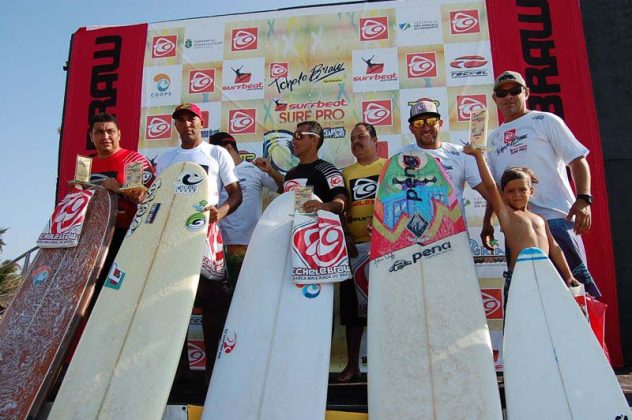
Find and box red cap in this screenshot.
[172,103,204,122]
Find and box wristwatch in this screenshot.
[577,194,593,205]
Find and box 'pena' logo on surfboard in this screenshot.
[105,263,126,290]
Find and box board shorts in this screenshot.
[340,241,370,327]
[547,218,601,298]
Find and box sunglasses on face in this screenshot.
[411,117,439,128]
[494,86,523,98]
[293,131,320,140]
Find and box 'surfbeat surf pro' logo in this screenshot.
[406,53,437,78]
[362,100,392,126]
[152,35,177,58]
[449,10,480,34]
[360,16,389,41]
[229,109,257,134]
[174,170,204,194]
[146,115,172,140]
[457,95,487,122]
[231,28,258,51]
[189,69,215,94]
[50,191,92,234]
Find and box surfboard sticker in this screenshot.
[31,266,51,285]
[291,211,351,284]
[37,189,95,248]
[145,203,161,224]
[104,263,126,290]
[186,212,207,232]
[216,329,237,360]
[128,178,162,236]
[174,169,204,194]
[370,152,465,259]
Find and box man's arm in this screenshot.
[302,194,347,215]
[253,157,285,192]
[567,156,592,235]
[471,182,496,251]
[208,182,242,223]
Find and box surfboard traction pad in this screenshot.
[371,151,466,260]
[0,188,116,419]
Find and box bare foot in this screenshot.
[335,367,362,383]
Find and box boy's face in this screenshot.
[502,178,533,210]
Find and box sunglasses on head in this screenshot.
[293,131,320,140]
[411,117,439,128]
[494,86,523,98]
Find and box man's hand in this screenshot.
[566,276,582,288]
[204,205,222,223]
[253,157,273,173]
[480,222,495,252]
[567,199,591,235]
[302,199,324,213]
[102,178,122,194]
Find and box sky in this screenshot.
[0,0,359,262]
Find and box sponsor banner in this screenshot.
[181,22,224,62]
[352,47,400,93]
[487,0,621,365]
[395,3,443,46]
[291,211,351,284]
[57,24,147,202]
[37,189,95,248]
[142,65,183,107]
[222,57,265,101]
[444,41,493,86]
[441,2,489,44]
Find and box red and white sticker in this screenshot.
[449,10,480,35]
[228,109,257,134]
[360,17,389,41]
[189,69,215,94]
[146,115,172,140]
[362,100,392,126]
[456,95,487,122]
[232,28,258,51]
[152,35,178,58]
[406,52,437,78]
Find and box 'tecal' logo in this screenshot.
[406,52,437,78]
[50,191,92,234]
[449,10,480,34]
[270,62,289,78]
[229,109,257,134]
[360,17,389,41]
[232,28,258,51]
[152,35,178,58]
[504,129,517,144]
[189,69,215,94]
[450,55,487,69]
[146,115,172,140]
[292,214,347,269]
[362,100,392,126]
[456,95,486,122]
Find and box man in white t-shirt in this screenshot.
[398,100,490,217]
[156,103,242,382]
[484,70,599,297]
[209,131,282,283]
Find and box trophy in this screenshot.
[468,107,491,150]
[120,161,148,193]
[68,155,94,188]
[294,185,315,214]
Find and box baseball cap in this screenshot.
[172,103,204,122]
[494,71,526,90]
[408,100,440,122]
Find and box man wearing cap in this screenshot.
[155,103,242,223]
[399,100,490,217]
[484,70,599,297]
[209,131,282,283]
[155,103,242,380]
[283,120,348,214]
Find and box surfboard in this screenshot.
[504,247,631,419]
[367,151,502,419]
[202,192,334,420]
[0,188,116,420]
[49,162,209,420]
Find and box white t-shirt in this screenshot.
[155,142,239,206]
[398,142,482,216]
[219,161,278,245]
[487,110,588,220]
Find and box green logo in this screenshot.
[186,212,207,231]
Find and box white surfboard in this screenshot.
[504,247,631,420]
[367,151,501,419]
[202,192,333,420]
[49,162,209,420]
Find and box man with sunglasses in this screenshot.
[399,100,490,217]
[485,70,599,297]
[284,121,348,214]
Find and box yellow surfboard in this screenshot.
[50,162,209,420]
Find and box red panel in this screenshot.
[57,24,148,202]
[486,0,622,366]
